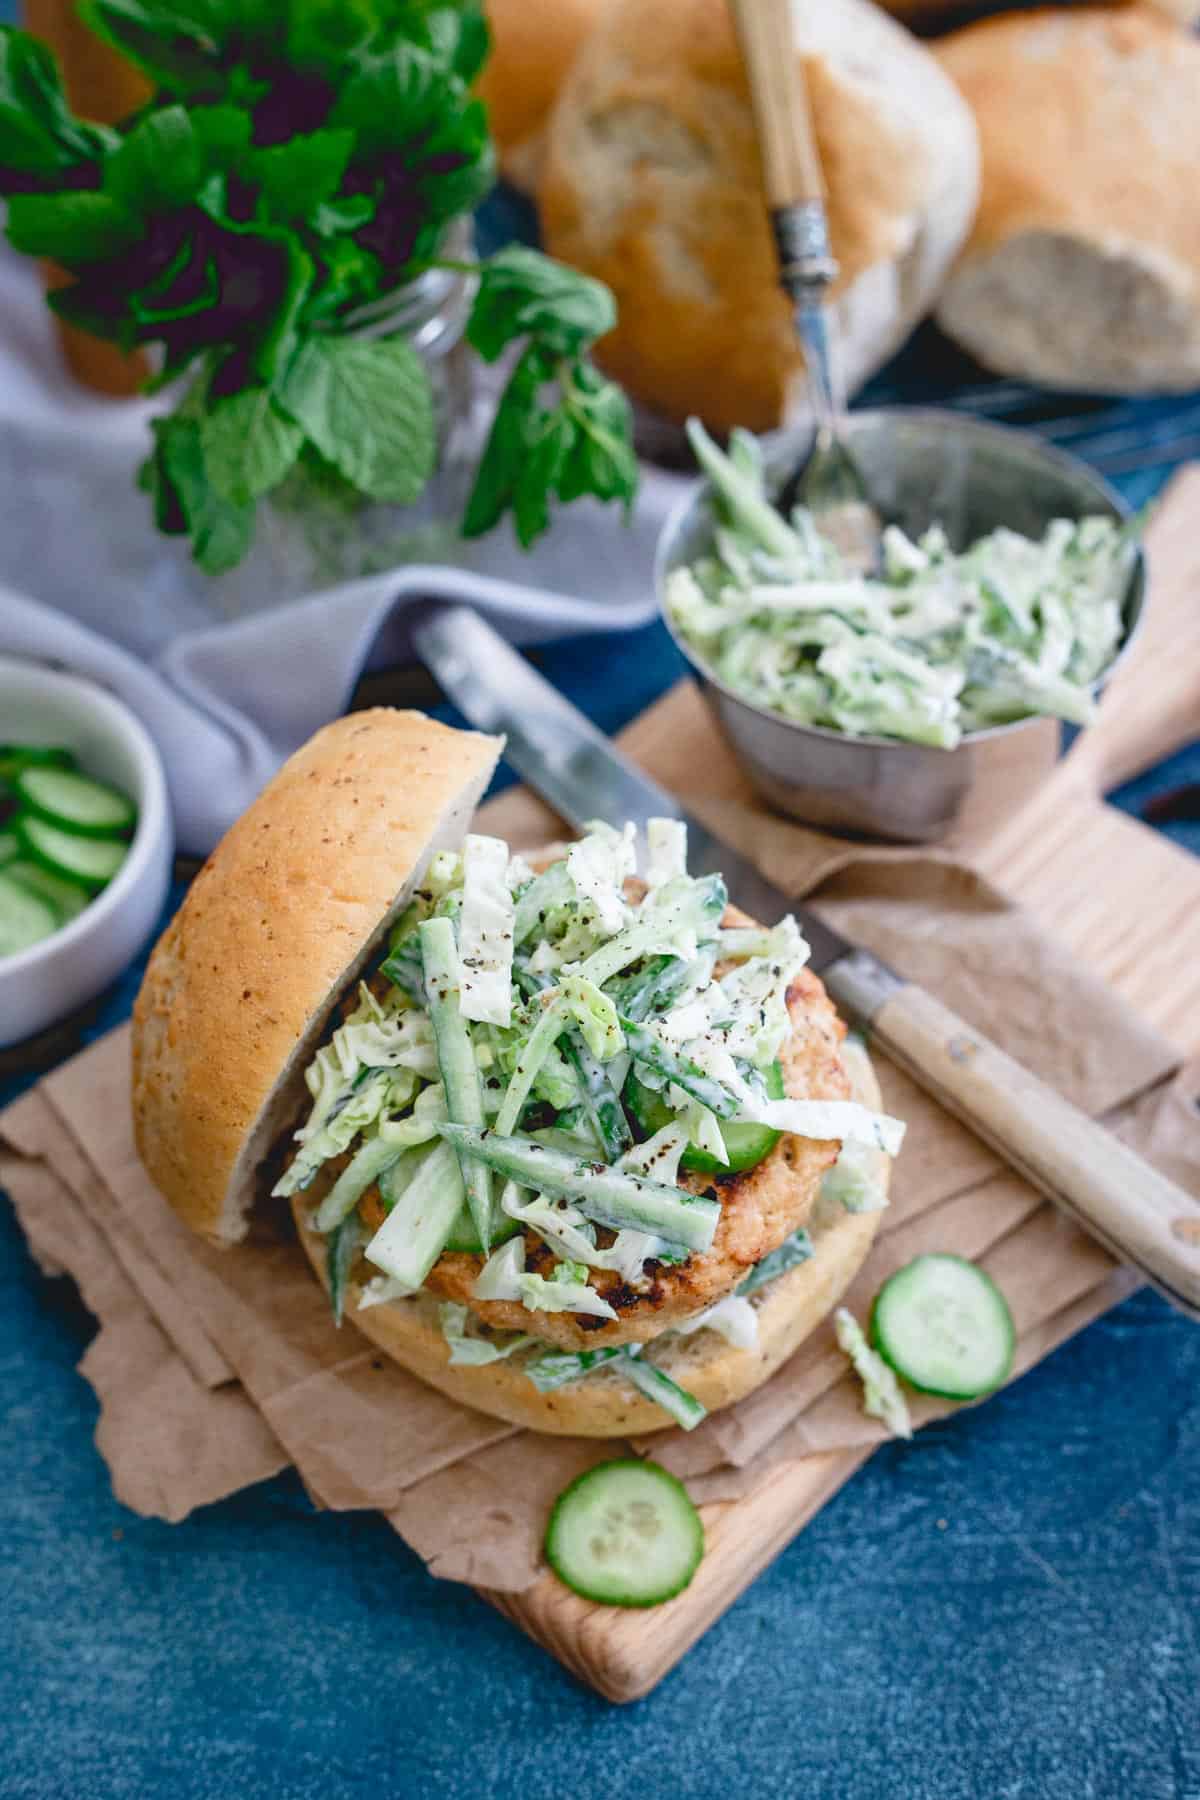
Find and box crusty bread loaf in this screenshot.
[538,0,978,434]
[131,711,502,1246]
[476,0,1196,198]
[476,0,606,191]
[934,8,1200,392]
[293,1040,888,1436]
[886,0,1198,23]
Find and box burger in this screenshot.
[132,710,902,1437]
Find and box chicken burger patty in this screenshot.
[343,963,850,1350]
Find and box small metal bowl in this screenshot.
[656,408,1145,842]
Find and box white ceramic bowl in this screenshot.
[0,657,172,1047]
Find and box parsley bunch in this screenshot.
[0,3,638,573]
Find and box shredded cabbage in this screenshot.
[743,1097,906,1157]
[473,1236,526,1301]
[438,1302,535,1366]
[357,1274,418,1309]
[273,1068,393,1197]
[520,1260,618,1321]
[472,1238,617,1319]
[566,821,636,936]
[835,1307,913,1439]
[670,419,1134,749]
[673,1293,759,1349]
[557,972,623,1061]
[821,1138,890,1214]
[458,834,516,1027]
[645,818,687,888]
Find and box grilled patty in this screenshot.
[292,901,850,1351]
[418,961,848,1348]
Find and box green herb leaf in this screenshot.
[148,413,255,575]
[5,190,139,263]
[463,343,638,548]
[286,0,377,71]
[78,0,224,96]
[425,4,490,84]
[243,126,355,223]
[329,40,451,155]
[278,334,435,504]
[558,362,639,512]
[103,105,206,211]
[200,386,305,503]
[253,237,314,383]
[0,27,114,177]
[311,195,375,236]
[327,37,495,243]
[461,342,546,541]
[188,102,253,163]
[467,247,616,364]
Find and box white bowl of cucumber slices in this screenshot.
[0,656,172,1047]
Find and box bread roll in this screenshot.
[476,0,606,190]
[132,711,502,1246]
[884,0,1197,23]
[539,0,979,434]
[934,7,1200,392]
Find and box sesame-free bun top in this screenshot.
[131,710,502,1248]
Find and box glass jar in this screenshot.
[206,226,477,617]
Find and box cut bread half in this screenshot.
[131,711,502,1246]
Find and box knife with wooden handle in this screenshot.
[413,604,1200,1320]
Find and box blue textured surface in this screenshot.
[3,7,1200,1783]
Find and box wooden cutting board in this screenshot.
[481,464,1200,1702]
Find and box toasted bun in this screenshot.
[132,711,502,1247]
[293,1040,888,1436]
[934,8,1200,391]
[539,0,978,434]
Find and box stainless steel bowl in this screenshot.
[656,408,1146,843]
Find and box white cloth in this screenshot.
[0,246,690,851]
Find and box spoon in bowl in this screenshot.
[729,0,882,572]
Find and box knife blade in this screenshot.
[413,604,1200,1320]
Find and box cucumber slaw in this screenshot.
[668,420,1135,752]
[275,818,905,1424]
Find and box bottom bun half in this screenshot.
[291,1039,889,1437]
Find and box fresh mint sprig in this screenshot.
[0,4,638,574]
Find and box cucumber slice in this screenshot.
[0,744,75,785]
[363,1138,467,1290]
[0,830,19,868]
[420,916,493,1251]
[15,765,136,837]
[15,816,129,891]
[544,1459,704,1607]
[442,1201,522,1255]
[6,859,91,924]
[624,1060,785,1176]
[0,869,60,957]
[871,1254,1016,1400]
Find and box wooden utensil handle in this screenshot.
[871,983,1200,1317]
[728,0,824,208]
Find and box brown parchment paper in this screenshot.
[2,680,1199,1593]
